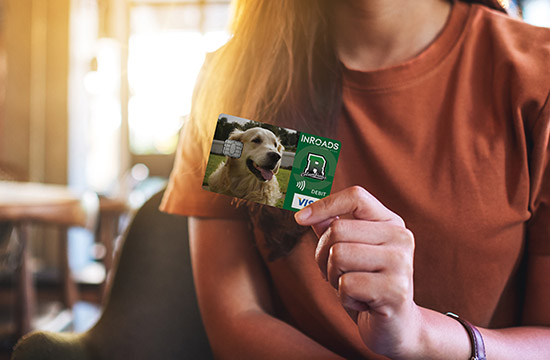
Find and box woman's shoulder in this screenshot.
[464,3,550,126]
[468,1,550,37]
[467,3,550,75]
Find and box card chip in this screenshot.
[223,139,243,158]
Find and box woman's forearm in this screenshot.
[482,326,550,359]
[416,307,550,360]
[207,310,345,360]
[189,217,346,359]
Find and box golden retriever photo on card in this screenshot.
[203,114,341,211]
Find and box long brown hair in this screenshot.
[190,0,507,260]
[189,0,343,260]
[192,0,341,138]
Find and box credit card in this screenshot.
[203,114,341,211]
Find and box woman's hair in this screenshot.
[190,0,342,260]
[190,0,507,260]
[192,0,342,136]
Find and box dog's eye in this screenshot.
[252,137,262,144]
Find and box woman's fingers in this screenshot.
[338,272,412,316]
[326,242,384,289]
[313,209,415,317]
[326,242,413,289]
[315,219,414,279]
[295,186,405,229]
[310,216,339,238]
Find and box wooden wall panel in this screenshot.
[1,0,70,185]
[44,0,69,184]
[2,0,32,178]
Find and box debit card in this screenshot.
[203,114,341,211]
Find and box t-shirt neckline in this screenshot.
[342,0,471,91]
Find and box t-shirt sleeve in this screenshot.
[527,90,550,256]
[159,55,247,219]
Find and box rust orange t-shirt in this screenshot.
[161,1,550,358]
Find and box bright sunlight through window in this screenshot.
[128,2,230,155]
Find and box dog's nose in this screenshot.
[267,152,281,163]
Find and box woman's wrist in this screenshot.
[407,307,473,360]
[358,303,429,360]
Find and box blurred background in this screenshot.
[0,0,548,358]
[0,0,231,357]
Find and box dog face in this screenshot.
[228,127,284,182]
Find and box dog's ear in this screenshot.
[228,129,244,141]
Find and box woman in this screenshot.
[161,0,550,358]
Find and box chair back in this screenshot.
[87,190,213,359]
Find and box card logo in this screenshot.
[291,193,320,210]
[296,180,306,191]
[301,153,327,181]
[300,134,340,151]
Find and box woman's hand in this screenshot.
[295,186,422,359]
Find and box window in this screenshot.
[127,0,231,155]
[522,0,550,26]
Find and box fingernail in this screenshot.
[295,207,311,223]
